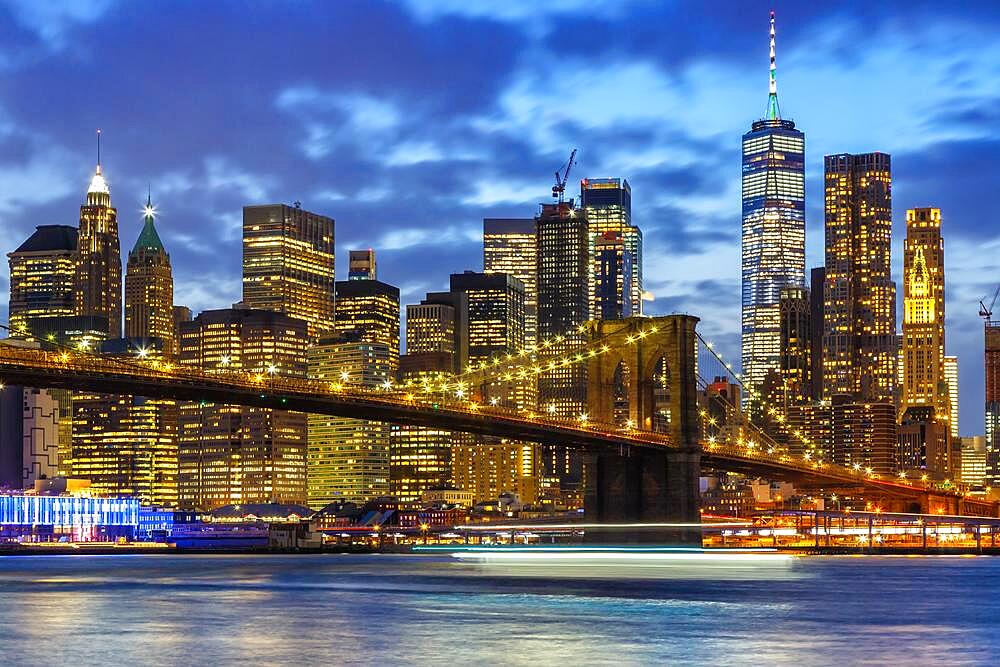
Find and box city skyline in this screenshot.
[0,2,996,435]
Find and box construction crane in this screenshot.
[980,285,1000,322]
[551,148,577,204]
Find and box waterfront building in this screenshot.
[580,178,642,319]
[124,194,175,354]
[70,338,178,507]
[177,307,309,509]
[307,337,391,508]
[7,225,78,340]
[452,442,538,505]
[822,152,896,402]
[75,143,122,338]
[741,12,806,399]
[959,436,987,487]
[348,249,376,280]
[242,203,335,339]
[334,279,400,372]
[0,385,59,489]
[0,493,139,542]
[484,218,537,345]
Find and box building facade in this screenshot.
[483,218,537,346]
[0,386,60,489]
[985,320,1000,484]
[7,225,78,340]
[593,231,634,321]
[778,286,811,408]
[177,307,309,509]
[741,13,806,399]
[334,279,400,372]
[307,338,391,508]
[348,249,376,280]
[822,152,896,402]
[242,203,335,338]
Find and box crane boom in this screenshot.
[551,148,577,204]
[979,284,1000,320]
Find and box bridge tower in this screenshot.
[583,315,701,542]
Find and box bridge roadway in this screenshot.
[0,345,970,505]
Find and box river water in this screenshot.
[0,552,996,665]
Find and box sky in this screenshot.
[0,0,997,435]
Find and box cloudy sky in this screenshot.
[0,0,997,434]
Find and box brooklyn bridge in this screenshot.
[0,315,991,536]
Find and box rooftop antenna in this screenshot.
[766,10,781,120]
[96,128,102,171]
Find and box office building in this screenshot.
[809,267,825,402]
[830,397,897,475]
[823,152,896,401]
[945,355,959,439]
[593,231,634,320]
[69,338,179,507]
[959,436,987,487]
[741,12,806,398]
[172,305,191,357]
[536,201,589,483]
[75,149,122,338]
[307,337,391,508]
[580,178,642,319]
[348,249,376,280]
[178,307,309,509]
[448,272,524,366]
[404,291,469,374]
[124,194,175,354]
[242,203,335,338]
[0,385,59,489]
[778,286,811,408]
[452,442,538,505]
[898,207,949,476]
[7,225,78,339]
[334,279,400,371]
[484,218,537,345]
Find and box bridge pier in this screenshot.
[583,449,701,543]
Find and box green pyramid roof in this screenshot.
[132,212,165,253]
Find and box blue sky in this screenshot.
[0,0,997,435]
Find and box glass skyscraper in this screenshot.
[741,12,805,397]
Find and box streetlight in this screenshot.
[420,522,430,545]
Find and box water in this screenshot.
[0,553,996,665]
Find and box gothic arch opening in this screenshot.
[650,355,671,433]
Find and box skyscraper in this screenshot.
[177,307,309,509]
[741,12,806,398]
[334,279,400,371]
[898,208,949,476]
[778,286,811,408]
[822,152,896,402]
[536,201,588,484]
[809,267,825,402]
[307,337,391,508]
[348,249,377,280]
[7,225,78,339]
[484,218,537,345]
[404,291,468,373]
[242,203,335,338]
[449,272,525,368]
[985,320,1000,484]
[944,355,959,439]
[0,384,59,489]
[75,138,122,338]
[124,194,175,353]
[580,178,642,319]
[593,230,634,320]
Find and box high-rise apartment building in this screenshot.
[348,249,376,280]
[580,178,642,319]
[484,218,537,345]
[75,151,122,338]
[334,279,400,371]
[7,225,78,339]
[124,195,175,354]
[177,307,309,509]
[242,203,335,338]
[741,12,806,398]
[830,397,897,475]
[307,337,391,508]
[823,152,896,401]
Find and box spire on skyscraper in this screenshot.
[88,129,109,196]
[766,10,781,121]
[133,189,165,254]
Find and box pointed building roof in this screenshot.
[132,192,165,254]
[13,225,78,254]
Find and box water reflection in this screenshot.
[0,554,995,665]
